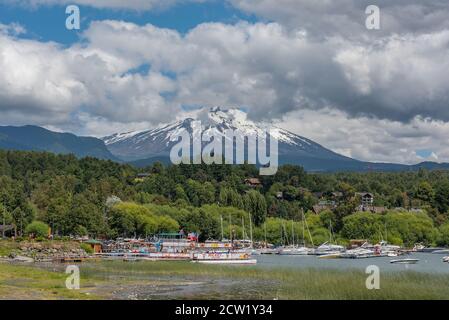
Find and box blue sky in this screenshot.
[0,1,257,45]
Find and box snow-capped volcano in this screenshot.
[102,107,362,171]
[103,107,449,171]
[104,107,310,150]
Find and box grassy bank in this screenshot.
[0,262,100,300]
[80,261,449,300]
[1,260,449,300]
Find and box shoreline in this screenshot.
[1,259,449,300]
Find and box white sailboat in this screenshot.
[255,221,279,255]
[315,220,345,258]
[233,213,257,255]
[279,210,315,256]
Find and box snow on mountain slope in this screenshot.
[102,107,355,167]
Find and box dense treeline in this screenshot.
[1,150,449,246]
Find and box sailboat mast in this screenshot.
[283,222,289,246]
[329,220,333,243]
[304,213,314,247]
[291,221,295,247]
[302,208,305,246]
[220,215,224,241]
[229,214,232,242]
[249,213,253,249]
[280,225,283,246]
[264,222,267,248]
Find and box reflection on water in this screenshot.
[255,253,449,273]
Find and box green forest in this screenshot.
[1,150,449,247]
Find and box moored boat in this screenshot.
[191,252,257,264]
[340,247,375,259]
[279,216,315,256]
[279,246,315,256]
[193,259,257,265]
[390,258,419,264]
[432,249,449,255]
[315,242,345,256]
[256,247,279,255]
[317,251,342,259]
[314,220,345,256]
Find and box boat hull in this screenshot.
[317,253,342,259]
[432,249,449,255]
[390,259,419,264]
[192,259,257,265]
[279,250,314,256]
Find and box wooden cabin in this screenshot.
[85,239,103,254]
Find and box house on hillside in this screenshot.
[134,172,151,182]
[244,178,262,188]
[356,192,374,207]
[330,192,343,199]
[313,191,344,208]
[315,191,343,201]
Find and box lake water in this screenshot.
[254,252,449,274]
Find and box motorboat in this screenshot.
[317,251,342,259]
[387,252,398,257]
[255,247,279,255]
[279,246,315,256]
[191,252,257,265]
[378,240,401,251]
[390,258,419,264]
[432,249,449,255]
[315,242,345,256]
[413,243,426,252]
[377,240,401,256]
[340,247,375,259]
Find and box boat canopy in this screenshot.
[157,232,186,239]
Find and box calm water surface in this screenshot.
[254,252,449,274]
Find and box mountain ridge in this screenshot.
[0,112,446,172]
[0,125,118,161]
[102,108,449,172]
